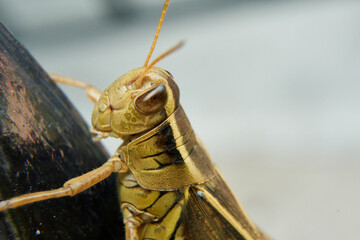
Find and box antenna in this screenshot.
[139,41,184,82]
[144,0,170,67]
[147,41,184,70]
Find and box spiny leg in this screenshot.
[0,155,128,211]
[49,73,102,103]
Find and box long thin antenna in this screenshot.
[147,41,184,70]
[144,0,170,67]
[139,41,184,82]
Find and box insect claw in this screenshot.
[90,128,111,141]
[92,136,103,142]
[0,201,10,211]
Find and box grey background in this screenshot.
[1,0,359,239]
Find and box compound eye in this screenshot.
[134,84,168,114]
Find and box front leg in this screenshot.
[0,155,128,211]
[49,73,102,103]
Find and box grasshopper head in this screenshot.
[91,67,179,138]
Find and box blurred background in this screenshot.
[1,0,359,239]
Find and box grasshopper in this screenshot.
[0,1,272,239]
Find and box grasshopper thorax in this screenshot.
[91,67,180,138]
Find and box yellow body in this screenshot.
[92,67,270,240]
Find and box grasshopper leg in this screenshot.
[0,155,128,211]
[121,203,159,240]
[122,207,141,240]
[49,73,102,103]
